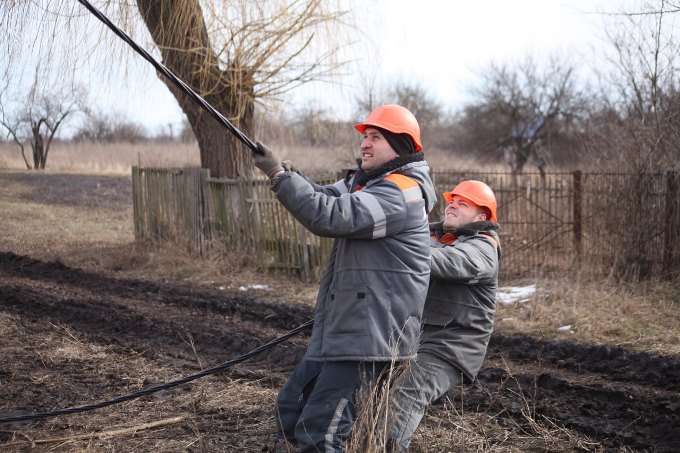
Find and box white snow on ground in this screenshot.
[239,284,271,291]
[496,284,575,333]
[496,284,537,305]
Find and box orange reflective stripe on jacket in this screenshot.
[384,173,418,189]
[384,173,422,203]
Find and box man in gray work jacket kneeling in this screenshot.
[387,180,501,451]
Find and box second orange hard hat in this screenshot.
[443,180,498,222]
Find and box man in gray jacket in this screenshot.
[387,180,501,451]
[251,104,436,452]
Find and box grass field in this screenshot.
[1,142,679,451]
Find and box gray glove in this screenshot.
[254,141,284,179]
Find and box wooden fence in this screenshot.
[132,167,679,281]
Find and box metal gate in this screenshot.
[431,171,579,278]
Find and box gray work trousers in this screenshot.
[387,352,462,451]
[275,359,386,452]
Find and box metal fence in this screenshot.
[132,167,680,281]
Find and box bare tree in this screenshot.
[580,0,680,279]
[294,102,335,146]
[352,61,389,119]
[588,0,680,172]
[458,55,584,184]
[0,81,82,170]
[389,81,443,130]
[73,109,149,143]
[1,0,352,179]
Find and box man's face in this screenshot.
[443,195,487,229]
[359,127,399,172]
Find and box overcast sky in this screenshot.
[84,0,633,135]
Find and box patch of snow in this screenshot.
[239,284,271,292]
[496,285,537,305]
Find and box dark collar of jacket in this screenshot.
[430,220,499,239]
[430,220,502,257]
[347,153,424,189]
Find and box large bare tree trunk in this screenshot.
[137,0,255,179]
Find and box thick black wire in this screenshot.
[0,319,313,424]
[76,0,261,154]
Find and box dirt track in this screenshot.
[1,250,679,452]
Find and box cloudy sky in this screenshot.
[81,0,634,134]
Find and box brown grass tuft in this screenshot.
[495,278,680,356]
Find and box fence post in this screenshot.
[132,166,142,240]
[573,170,582,257]
[664,171,678,273]
[231,179,247,254]
[186,168,211,255]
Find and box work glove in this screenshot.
[254,141,284,179]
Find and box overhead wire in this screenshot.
[75,0,261,154]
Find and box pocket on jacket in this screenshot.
[422,296,456,326]
[325,286,370,336]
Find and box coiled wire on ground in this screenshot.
[0,319,313,424]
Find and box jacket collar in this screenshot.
[430,220,499,239]
[352,153,424,188]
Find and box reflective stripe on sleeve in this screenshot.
[354,190,387,239]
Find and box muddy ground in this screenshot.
[0,172,679,452]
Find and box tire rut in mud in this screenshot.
[1,251,679,451]
[462,365,680,452]
[490,333,680,392]
[0,251,311,382]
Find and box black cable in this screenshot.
[0,319,313,424]
[76,0,262,154]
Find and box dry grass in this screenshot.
[0,141,200,175]
[270,144,501,175]
[0,175,132,261]
[344,359,605,453]
[0,140,502,176]
[496,278,680,356]
[258,143,508,176]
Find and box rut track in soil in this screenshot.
[1,251,679,451]
[0,252,311,376]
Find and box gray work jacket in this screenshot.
[273,159,436,361]
[419,221,501,381]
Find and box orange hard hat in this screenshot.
[354,104,422,151]
[443,180,498,222]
